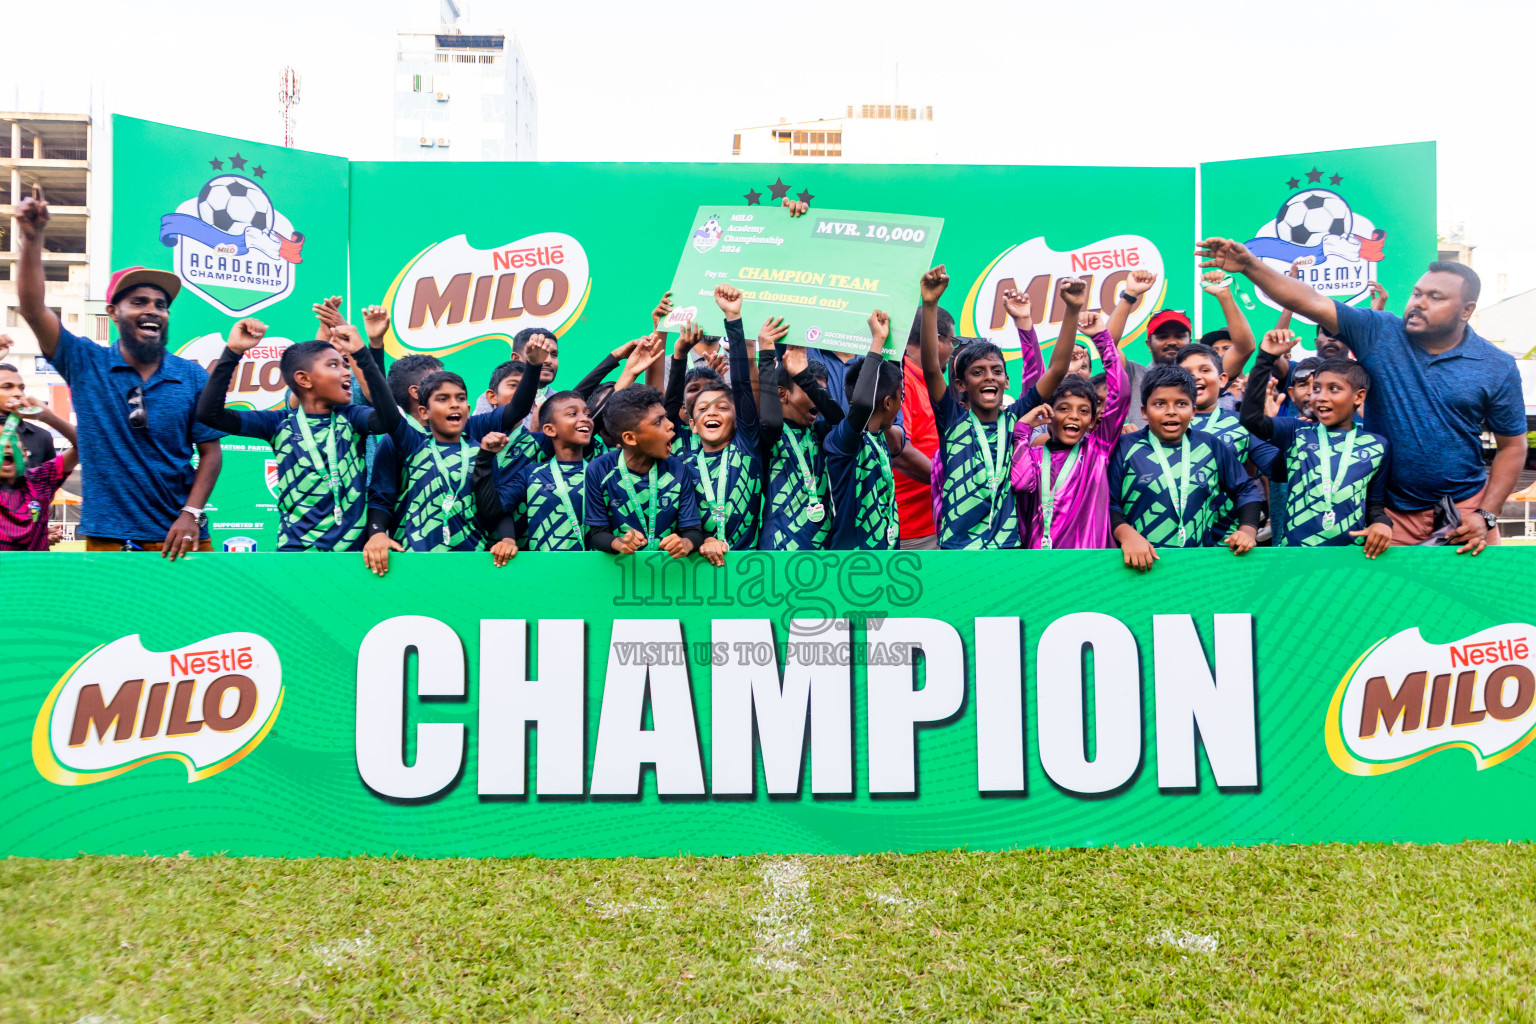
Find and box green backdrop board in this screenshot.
[1198,142,1437,344]
[110,117,351,552]
[6,550,1536,858]
[346,160,1194,397]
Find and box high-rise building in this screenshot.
[729,104,938,163]
[0,110,98,405]
[393,0,538,161]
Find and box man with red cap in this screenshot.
[13,187,224,556]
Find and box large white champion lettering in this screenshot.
[351,614,1259,799]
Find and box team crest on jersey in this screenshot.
[159,158,305,316]
[1240,171,1386,321]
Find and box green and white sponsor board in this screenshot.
[6,549,1535,858]
[662,205,943,356]
[1199,142,1437,342]
[111,117,350,553]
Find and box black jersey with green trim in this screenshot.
[684,437,762,549]
[384,429,489,551]
[1108,427,1262,547]
[1269,418,1390,546]
[501,458,588,551]
[583,450,701,538]
[236,405,382,552]
[1191,407,1279,536]
[759,420,833,550]
[825,418,901,550]
[933,392,1026,550]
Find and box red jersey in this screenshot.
[895,357,938,540]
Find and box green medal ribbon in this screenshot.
[695,448,732,536]
[781,425,826,523]
[427,438,474,546]
[966,411,1010,523]
[869,435,897,547]
[1039,443,1082,550]
[616,458,660,539]
[548,460,586,540]
[1315,424,1358,531]
[1144,434,1192,546]
[293,410,343,524]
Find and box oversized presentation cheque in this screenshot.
[665,205,944,356]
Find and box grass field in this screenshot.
[4,843,1534,1023]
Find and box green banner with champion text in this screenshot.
[5,549,1534,858]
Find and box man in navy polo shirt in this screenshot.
[14,188,224,557]
[1198,237,1527,555]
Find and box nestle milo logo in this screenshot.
[1326,625,1536,776]
[33,632,284,785]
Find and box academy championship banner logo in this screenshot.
[33,632,284,786]
[692,214,723,253]
[382,233,592,358]
[1326,625,1536,776]
[176,333,295,412]
[159,158,306,316]
[1239,171,1386,323]
[961,236,1167,357]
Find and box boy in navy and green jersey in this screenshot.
[584,383,703,558]
[661,322,726,458]
[1109,364,1264,570]
[920,267,1057,549]
[1174,342,1279,536]
[757,343,841,550]
[484,359,549,469]
[568,335,663,464]
[370,339,544,514]
[474,389,594,552]
[825,310,924,551]
[1242,332,1392,554]
[673,285,785,561]
[197,321,406,552]
[363,347,542,572]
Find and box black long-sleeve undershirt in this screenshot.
[663,354,689,426]
[573,353,621,400]
[793,367,846,426]
[497,359,543,433]
[846,352,883,433]
[1239,348,1281,442]
[471,447,517,540]
[197,343,402,436]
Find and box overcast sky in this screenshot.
[12,0,1536,298]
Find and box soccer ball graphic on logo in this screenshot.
[1275,189,1352,247]
[196,175,274,235]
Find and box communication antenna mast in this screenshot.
[278,67,301,148]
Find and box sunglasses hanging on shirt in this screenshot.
[127,384,147,430]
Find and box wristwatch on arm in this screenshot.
[181,506,209,530]
[1474,508,1498,532]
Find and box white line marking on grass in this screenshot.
[1145,928,1219,953]
[62,1016,125,1024]
[585,897,665,919]
[309,930,376,967]
[867,887,925,911]
[753,858,812,971]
